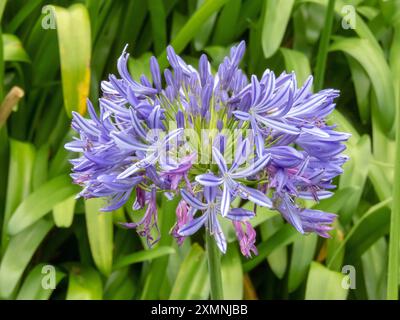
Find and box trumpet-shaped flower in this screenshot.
[178,188,255,253]
[195,140,272,217]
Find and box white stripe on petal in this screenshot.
[220,183,231,217]
[195,173,223,186]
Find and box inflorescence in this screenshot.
[65,41,350,257]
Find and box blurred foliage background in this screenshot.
[0,0,399,300]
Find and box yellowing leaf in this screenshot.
[53,4,91,115]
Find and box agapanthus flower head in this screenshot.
[65,41,349,257]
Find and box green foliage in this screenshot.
[305,262,348,300]
[0,0,399,300]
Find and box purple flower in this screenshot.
[274,192,336,237]
[233,73,299,135]
[171,199,193,246]
[160,153,196,190]
[196,139,272,216]
[178,188,255,253]
[122,188,160,247]
[233,221,258,258]
[66,40,349,256]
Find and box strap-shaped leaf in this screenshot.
[8,174,79,235]
[0,219,53,299]
[53,4,91,115]
[305,262,348,300]
[84,198,113,276]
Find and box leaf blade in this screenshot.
[8,174,79,235]
[53,4,91,115]
[305,262,348,300]
[84,198,114,276]
[0,219,53,299]
[261,0,295,58]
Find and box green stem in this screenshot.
[314,0,335,92]
[141,196,179,299]
[206,232,224,300]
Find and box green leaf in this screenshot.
[193,0,217,50]
[53,195,76,228]
[221,243,243,299]
[0,127,8,226]
[288,234,317,293]
[369,161,393,202]
[305,262,348,300]
[65,264,103,300]
[2,139,35,252]
[261,0,295,58]
[280,47,311,84]
[339,135,371,224]
[53,4,91,115]
[260,216,288,279]
[169,243,209,299]
[298,0,386,70]
[347,56,370,124]
[2,34,30,63]
[326,225,345,272]
[158,0,229,68]
[171,11,188,41]
[8,174,79,235]
[380,0,400,26]
[84,198,113,276]
[148,0,166,55]
[388,25,400,300]
[361,238,387,300]
[330,37,396,133]
[113,246,175,269]
[235,0,262,37]
[17,264,65,300]
[212,0,241,45]
[330,109,360,141]
[247,8,263,74]
[358,5,379,21]
[203,45,231,68]
[313,0,335,91]
[91,1,123,78]
[0,0,6,23]
[128,52,152,82]
[0,219,53,299]
[314,186,358,214]
[328,198,392,269]
[104,268,136,300]
[346,200,391,260]
[371,102,394,182]
[32,144,49,190]
[6,0,43,33]
[293,3,325,50]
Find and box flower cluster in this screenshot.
[66,41,349,257]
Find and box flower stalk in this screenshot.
[206,231,224,300]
